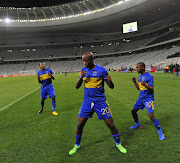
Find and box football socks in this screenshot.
[52,101,56,112]
[75,134,82,146]
[112,133,120,145]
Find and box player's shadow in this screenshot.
[122,127,141,145]
[82,134,111,148]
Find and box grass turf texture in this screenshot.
[0,72,179,163]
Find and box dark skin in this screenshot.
[37,62,55,105]
[75,52,118,136]
[76,52,114,89]
[131,63,155,121]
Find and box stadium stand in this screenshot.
[0,0,179,76]
[1,45,180,76]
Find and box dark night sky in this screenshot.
[0,0,76,8]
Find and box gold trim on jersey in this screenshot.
[40,73,51,81]
[83,77,102,88]
[138,82,148,90]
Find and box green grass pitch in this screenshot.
[0,72,179,162]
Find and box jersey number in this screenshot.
[146,100,155,110]
[101,107,110,115]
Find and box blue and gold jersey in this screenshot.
[37,68,53,89]
[138,72,154,99]
[80,65,108,102]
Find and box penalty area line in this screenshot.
[0,87,40,112]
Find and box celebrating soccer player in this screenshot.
[130,62,165,140]
[37,62,58,115]
[69,52,127,155]
[169,62,174,77]
[174,61,179,78]
[64,69,67,78]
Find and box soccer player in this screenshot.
[169,62,174,77]
[130,62,165,140]
[174,62,179,78]
[69,52,127,155]
[37,62,58,115]
[64,69,67,78]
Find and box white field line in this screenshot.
[0,87,40,112]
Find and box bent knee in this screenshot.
[148,114,155,121]
[131,109,137,114]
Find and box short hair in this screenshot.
[137,62,145,69]
[82,51,94,60]
[39,62,45,66]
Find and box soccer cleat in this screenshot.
[158,132,165,140]
[129,125,141,129]
[116,144,127,153]
[38,108,44,114]
[52,111,58,115]
[69,145,80,155]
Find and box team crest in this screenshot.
[93,71,97,76]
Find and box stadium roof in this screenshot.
[0,0,179,35]
[0,0,125,26]
[0,0,76,8]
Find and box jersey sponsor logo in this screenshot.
[83,77,102,88]
[138,82,148,90]
[40,73,51,81]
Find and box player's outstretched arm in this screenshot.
[105,75,114,89]
[132,77,139,90]
[76,70,86,89]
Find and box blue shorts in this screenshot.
[40,84,56,99]
[78,100,113,120]
[133,98,155,113]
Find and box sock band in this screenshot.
[112,132,120,145]
[52,101,56,112]
[132,113,140,126]
[41,101,44,110]
[153,118,161,131]
[75,134,82,146]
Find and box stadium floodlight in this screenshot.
[5,18,10,23]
